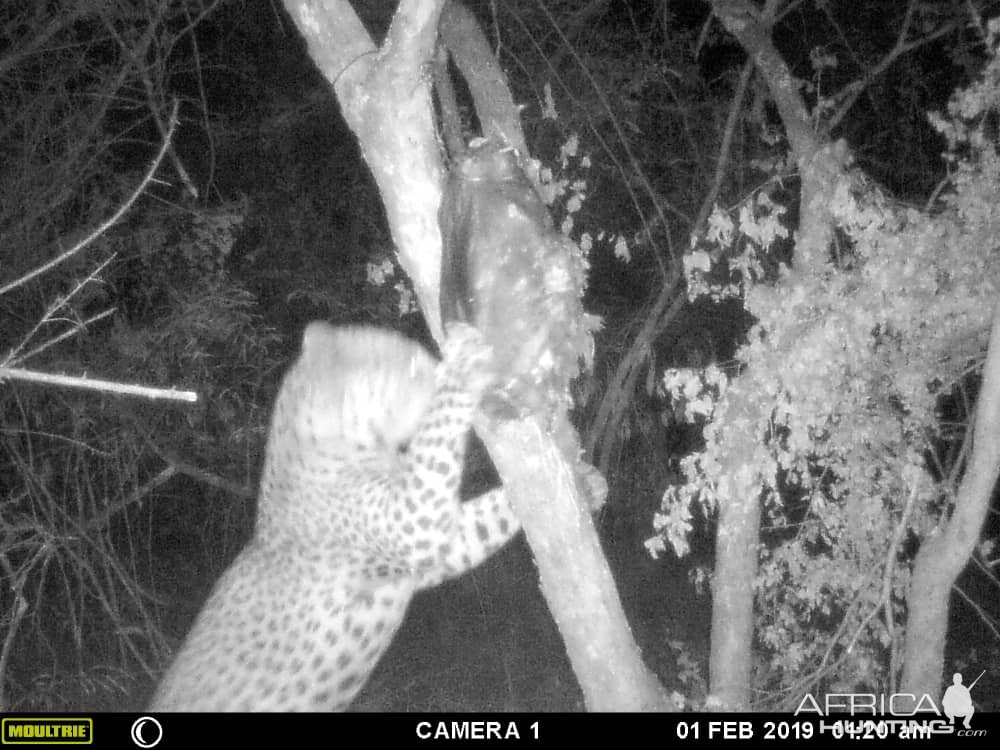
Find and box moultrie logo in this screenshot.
[1,717,92,745]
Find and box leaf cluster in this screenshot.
[652,28,1000,702]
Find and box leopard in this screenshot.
[149,321,520,711]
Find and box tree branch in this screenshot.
[0,101,178,298]
[0,368,198,403]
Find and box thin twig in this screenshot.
[0,368,198,403]
[3,255,118,366]
[881,483,919,693]
[1,256,115,366]
[11,309,117,368]
[85,466,177,533]
[694,58,755,235]
[826,15,959,134]
[0,545,49,711]
[825,487,917,674]
[105,14,198,202]
[952,582,1000,641]
[0,100,179,298]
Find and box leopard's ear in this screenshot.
[301,320,337,353]
[297,324,436,377]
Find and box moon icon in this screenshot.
[130,716,163,748]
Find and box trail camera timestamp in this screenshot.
[676,720,815,741]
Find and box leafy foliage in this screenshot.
[0,192,288,708]
[650,26,1000,705]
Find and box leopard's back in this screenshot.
[150,543,415,711]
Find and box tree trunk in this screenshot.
[704,1,847,708]
[901,301,1000,696]
[484,419,668,711]
[281,0,669,711]
[705,396,761,710]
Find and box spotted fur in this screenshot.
[150,323,520,711]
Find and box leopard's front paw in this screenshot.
[578,462,608,513]
[441,322,495,398]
